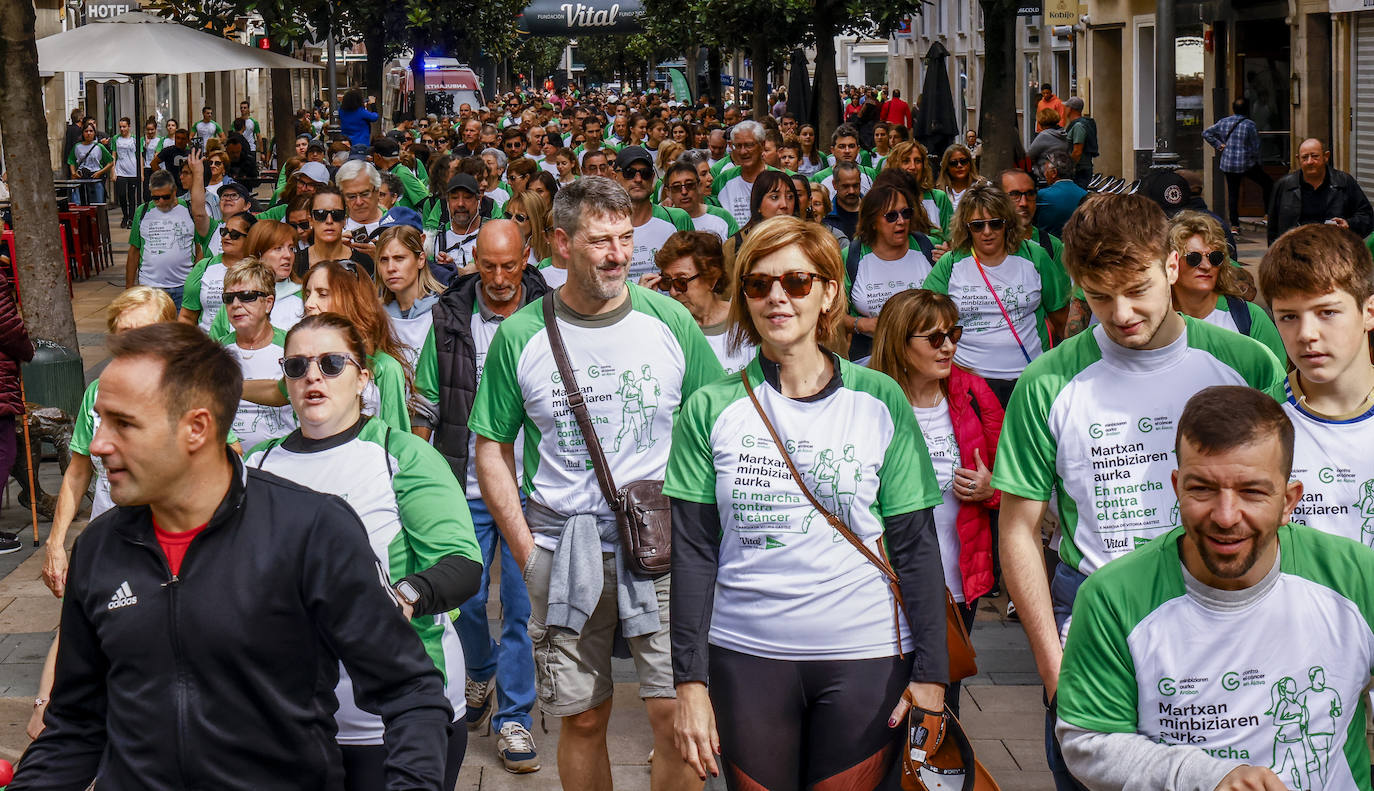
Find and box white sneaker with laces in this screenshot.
[497,721,541,773]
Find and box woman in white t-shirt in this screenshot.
[936,143,979,213]
[842,182,937,360]
[377,225,443,368]
[219,258,296,451]
[871,288,1004,717]
[641,230,756,374]
[112,117,141,228]
[506,191,552,267]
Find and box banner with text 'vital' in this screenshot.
[519,0,646,34]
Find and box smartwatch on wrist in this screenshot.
[394,579,421,607]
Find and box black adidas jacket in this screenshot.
[13,454,453,791]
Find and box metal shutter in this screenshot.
[1353,14,1374,198]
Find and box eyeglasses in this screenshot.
[883,207,915,223]
[966,218,1006,233]
[210,160,225,168]
[949,158,971,167]
[657,273,701,293]
[343,189,374,202]
[219,227,247,241]
[151,192,175,202]
[669,180,699,193]
[223,290,269,304]
[740,271,830,300]
[288,220,312,232]
[281,353,362,379]
[620,165,654,181]
[311,209,347,223]
[1007,189,1037,201]
[910,326,964,348]
[1184,250,1227,268]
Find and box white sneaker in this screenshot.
[464,677,495,732]
[497,721,541,773]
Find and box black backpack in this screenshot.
[1223,295,1253,336]
[1067,117,1099,159]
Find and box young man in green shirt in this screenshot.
[993,192,1286,791]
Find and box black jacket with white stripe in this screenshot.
[12,452,453,791]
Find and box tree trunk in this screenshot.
[978,0,1020,176]
[269,65,295,167]
[684,46,699,103]
[707,47,722,111]
[411,49,426,121]
[750,34,769,120]
[812,25,840,148]
[0,0,80,351]
[363,27,387,129]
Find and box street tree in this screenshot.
[977,0,1019,175]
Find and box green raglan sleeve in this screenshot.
[394,168,428,209]
[921,251,956,294]
[663,385,725,504]
[714,206,740,236]
[1246,303,1288,364]
[412,327,439,430]
[423,199,444,231]
[65,148,77,167]
[195,219,220,257]
[869,370,941,515]
[98,145,113,166]
[255,204,287,222]
[208,306,233,344]
[468,314,534,444]
[668,206,694,233]
[389,432,482,584]
[274,169,288,199]
[990,367,1062,501]
[1188,318,1286,402]
[1030,242,1070,313]
[69,381,99,456]
[128,203,148,250]
[181,257,212,313]
[1057,571,1143,734]
[933,190,954,235]
[370,351,412,433]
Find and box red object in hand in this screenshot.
[0,757,14,785]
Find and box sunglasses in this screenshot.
[966,218,1006,233]
[883,207,915,223]
[281,353,361,379]
[219,227,247,241]
[669,181,699,193]
[223,290,269,304]
[151,192,175,201]
[511,213,530,223]
[620,166,654,181]
[910,326,964,348]
[949,158,971,167]
[657,273,701,293]
[1184,250,1227,268]
[311,209,347,223]
[288,220,312,232]
[740,271,830,300]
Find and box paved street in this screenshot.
[0,214,1274,785]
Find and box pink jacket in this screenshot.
[943,367,1004,601]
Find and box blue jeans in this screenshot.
[159,285,184,311]
[1045,561,1089,791]
[454,497,535,730]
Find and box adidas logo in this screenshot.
[107,581,138,610]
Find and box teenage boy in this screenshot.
[1260,224,1374,545]
[992,192,1286,791]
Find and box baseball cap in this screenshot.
[218,181,259,211]
[377,206,423,232]
[1065,96,1085,111]
[369,137,400,158]
[296,161,331,185]
[446,173,480,195]
[305,140,327,156]
[1140,169,1190,217]
[347,144,370,162]
[385,129,407,142]
[616,145,653,168]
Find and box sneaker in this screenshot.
[0,533,19,555]
[1006,600,1018,621]
[464,676,495,732]
[497,721,541,773]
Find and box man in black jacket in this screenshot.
[14,322,451,791]
[413,220,548,773]
[1268,137,1374,243]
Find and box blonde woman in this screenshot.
[935,143,979,213]
[377,225,444,367]
[505,191,552,266]
[884,140,954,242]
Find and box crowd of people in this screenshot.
[12,81,1374,791]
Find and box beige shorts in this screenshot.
[523,545,675,717]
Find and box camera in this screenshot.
[351,228,371,244]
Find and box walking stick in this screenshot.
[17,374,38,547]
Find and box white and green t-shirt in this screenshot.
[537,257,569,289]
[385,295,438,370]
[182,255,227,332]
[208,279,305,342]
[630,205,694,280]
[712,166,773,227]
[224,328,296,451]
[914,402,965,602]
[1285,373,1374,546]
[992,318,1286,576]
[922,248,1070,380]
[663,355,939,659]
[70,380,114,520]
[113,134,139,178]
[690,205,739,242]
[468,285,724,545]
[194,119,223,145]
[701,321,755,375]
[241,116,261,150]
[847,243,935,318]
[129,200,198,288]
[67,141,111,174]
[1059,525,1374,790]
[811,165,877,202]
[247,417,480,745]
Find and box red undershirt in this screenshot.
[152,518,208,576]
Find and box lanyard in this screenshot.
[972,255,1032,364]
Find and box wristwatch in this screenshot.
[394,579,421,607]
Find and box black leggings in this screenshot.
[338,722,467,791]
[115,176,139,221]
[708,645,911,790]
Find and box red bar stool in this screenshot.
[56,211,85,286]
[1,228,72,297]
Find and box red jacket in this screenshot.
[0,272,33,418]
[880,97,911,128]
[943,366,1003,601]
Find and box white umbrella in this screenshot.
[35,11,321,74]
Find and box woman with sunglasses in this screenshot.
[220,258,296,450]
[204,151,233,220]
[506,191,552,266]
[869,288,1002,717]
[665,216,947,790]
[246,312,481,791]
[179,210,253,332]
[378,225,444,367]
[721,171,800,274]
[1169,210,1285,360]
[505,157,539,202]
[206,220,308,341]
[286,195,314,250]
[296,186,374,279]
[884,140,954,243]
[842,183,938,360]
[922,181,1069,406]
[936,143,980,213]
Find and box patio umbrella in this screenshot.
[912,41,959,161]
[786,49,813,127]
[36,11,321,205]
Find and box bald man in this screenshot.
[412,219,550,772]
[1268,137,1374,243]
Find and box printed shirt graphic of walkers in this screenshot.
[613,365,662,453]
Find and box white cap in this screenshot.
[296,161,331,184]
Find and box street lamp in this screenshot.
[1152,0,1179,169]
